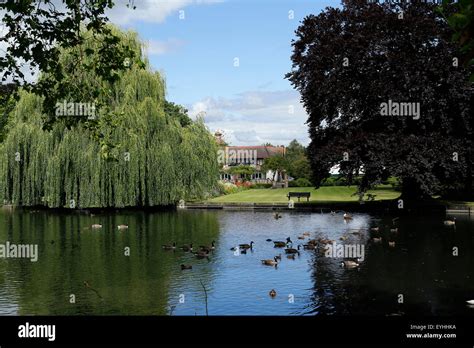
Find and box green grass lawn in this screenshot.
[208,185,400,204]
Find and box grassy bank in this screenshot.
[208,185,400,204]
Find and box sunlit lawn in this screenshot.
[208,185,400,203]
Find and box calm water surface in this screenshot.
[0,208,473,316]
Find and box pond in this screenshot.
[0,208,473,316]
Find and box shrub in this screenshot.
[350,176,362,185]
[235,181,253,188]
[294,178,313,187]
[216,181,252,195]
[335,177,348,186]
[321,177,336,186]
[320,176,362,186]
[289,178,313,187]
[252,183,272,189]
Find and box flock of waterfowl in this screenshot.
[86,212,470,304]
[91,224,129,230]
[159,241,216,270]
[155,212,390,273]
[88,213,458,274]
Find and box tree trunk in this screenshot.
[400,177,425,201]
[464,165,473,200]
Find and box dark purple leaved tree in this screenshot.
[287,0,474,200]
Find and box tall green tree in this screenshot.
[0,28,219,208]
[286,139,305,162]
[285,139,311,181]
[164,101,192,127]
[290,157,312,182]
[287,0,474,200]
[262,155,290,182]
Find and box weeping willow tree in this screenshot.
[0,28,218,208]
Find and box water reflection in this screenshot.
[0,208,472,316]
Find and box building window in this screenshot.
[220,173,231,180]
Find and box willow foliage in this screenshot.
[0,29,218,208]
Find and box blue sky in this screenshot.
[108,0,338,145]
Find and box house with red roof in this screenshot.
[215,131,288,187]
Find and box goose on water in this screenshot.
[199,241,216,252]
[180,244,193,252]
[444,218,456,226]
[261,257,279,266]
[273,241,286,247]
[341,260,359,268]
[194,251,210,259]
[239,241,254,249]
[285,245,301,254]
[162,242,176,250]
[343,213,353,220]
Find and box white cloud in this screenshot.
[190,99,209,115]
[145,38,185,56]
[189,90,310,146]
[233,130,263,144]
[107,0,223,25]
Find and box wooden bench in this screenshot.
[287,192,311,202]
